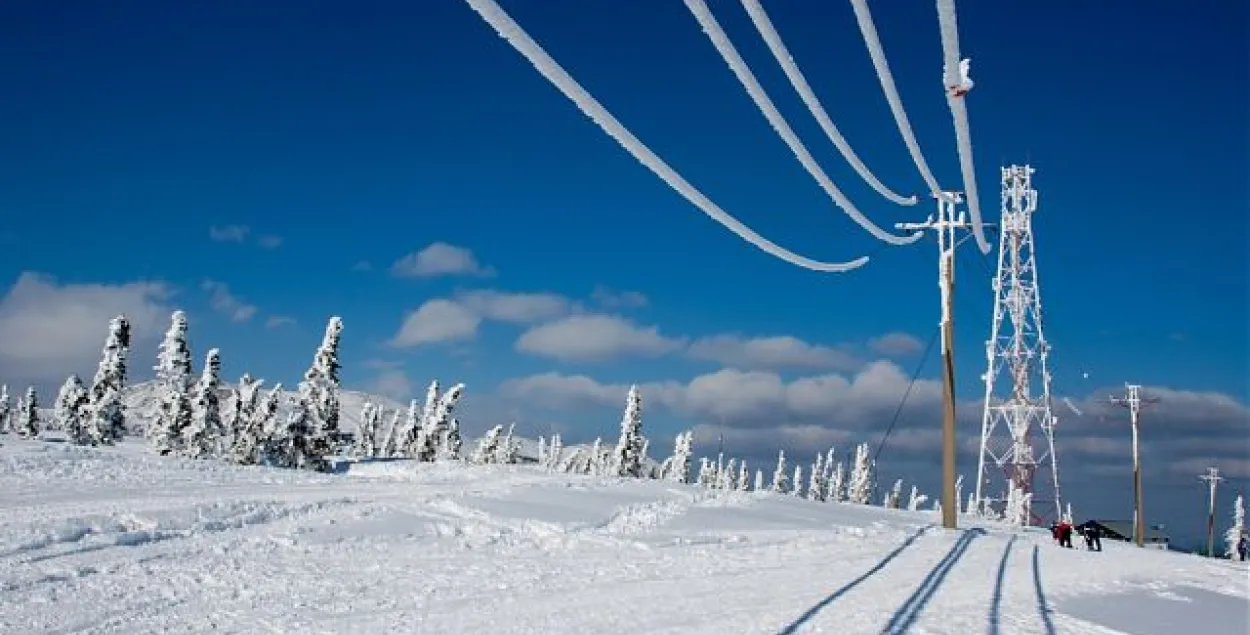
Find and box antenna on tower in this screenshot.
[975,165,1062,526]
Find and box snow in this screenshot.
[3,439,1246,634]
[682,0,922,246]
[462,0,871,273]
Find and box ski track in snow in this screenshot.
[1,439,1247,634]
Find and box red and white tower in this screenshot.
[975,165,1062,525]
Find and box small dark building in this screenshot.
[1077,520,1170,550]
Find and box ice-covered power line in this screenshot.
[738,0,918,207]
[462,0,870,273]
[683,0,921,246]
[846,0,946,202]
[935,0,990,254]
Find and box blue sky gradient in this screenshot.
[1,0,1246,548]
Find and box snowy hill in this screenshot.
[1,440,1245,634]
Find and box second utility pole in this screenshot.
[898,192,972,530]
[1200,466,1224,557]
[1110,384,1159,547]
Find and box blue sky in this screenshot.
[0,0,1246,548]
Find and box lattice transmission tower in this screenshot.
[975,165,1062,525]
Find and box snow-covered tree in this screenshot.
[1003,484,1032,527]
[883,479,903,509]
[808,453,826,501]
[438,417,463,461]
[1063,502,1074,524]
[425,383,465,461]
[183,349,224,459]
[696,458,713,486]
[954,474,965,515]
[151,310,194,454]
[55,375,91,444]
[847,443,873,505]
[494,423,519,464]
[471,424,504,464]
[355,402,382,457]
[229,375,275,465]
[398,398,421,457]
[721,458,738,490]
[87,315,131,444]
[737,461,750,492]
[280,317,344,471]
[0,384,11,434]
[907,486,929,512]
[828,461,846,503]
[612,385,645,478]
[753,468,764,492]
[966,492,978,517]
[15,387,39,438]
[770,450,788,494]
[664,430,693,483]
[1225,493,1245,559]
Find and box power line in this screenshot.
[872,326,941,466]
[682,0,922,246]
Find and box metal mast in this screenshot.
[975,165,1062,525]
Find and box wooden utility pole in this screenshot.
[1110,384,1159,547]
[897,192,971,530]
[1200,466,1224,557]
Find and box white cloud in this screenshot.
[454,289,571,323]
[256,235,283,249]
[590,285,649,309]
[0,273,173,385]
[515,314,685,362]
[265,315,296,329]
[360,361,415,402]
[686,334,861,371]
[390,299,481,347]
[391,242,495,279]
[868,332,925,356]
[209,225,250,243]
[201,280,257,323]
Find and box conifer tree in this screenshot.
[791,464,803,497]
[770,450,788,494]
[183,349,224,459]
[152,310,193,454]
[16,386,40,439]
[884,479,903,509]
[471,424,504,464]
[753,468,764,492]
[612,385,644,478]
[282,317,344,471]
[808,453,826,501]
[55,375,91,444]
[355,402,381,457]
[847,443,874,504]
[229,374,271,464]
[828,461,846,502]
[437,417,462,460]
[0,384,11,434]
[907,486,929,511]
[666,430,693,483]
[1225,493,1245,559]
[88,315,131,444]
[954,474,965,515]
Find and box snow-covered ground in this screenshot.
[2,440,1246,634]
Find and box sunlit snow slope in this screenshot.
[1,440,1246,634]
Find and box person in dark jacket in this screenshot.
[1238,534,1247,561]
[1085,524,1102,551]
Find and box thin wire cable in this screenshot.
[738,0,917,207]
[872,326,940,465]
[684,0,922,246]
[847,0,945,200]
[463,0,870,273]
[935,0,990,254]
